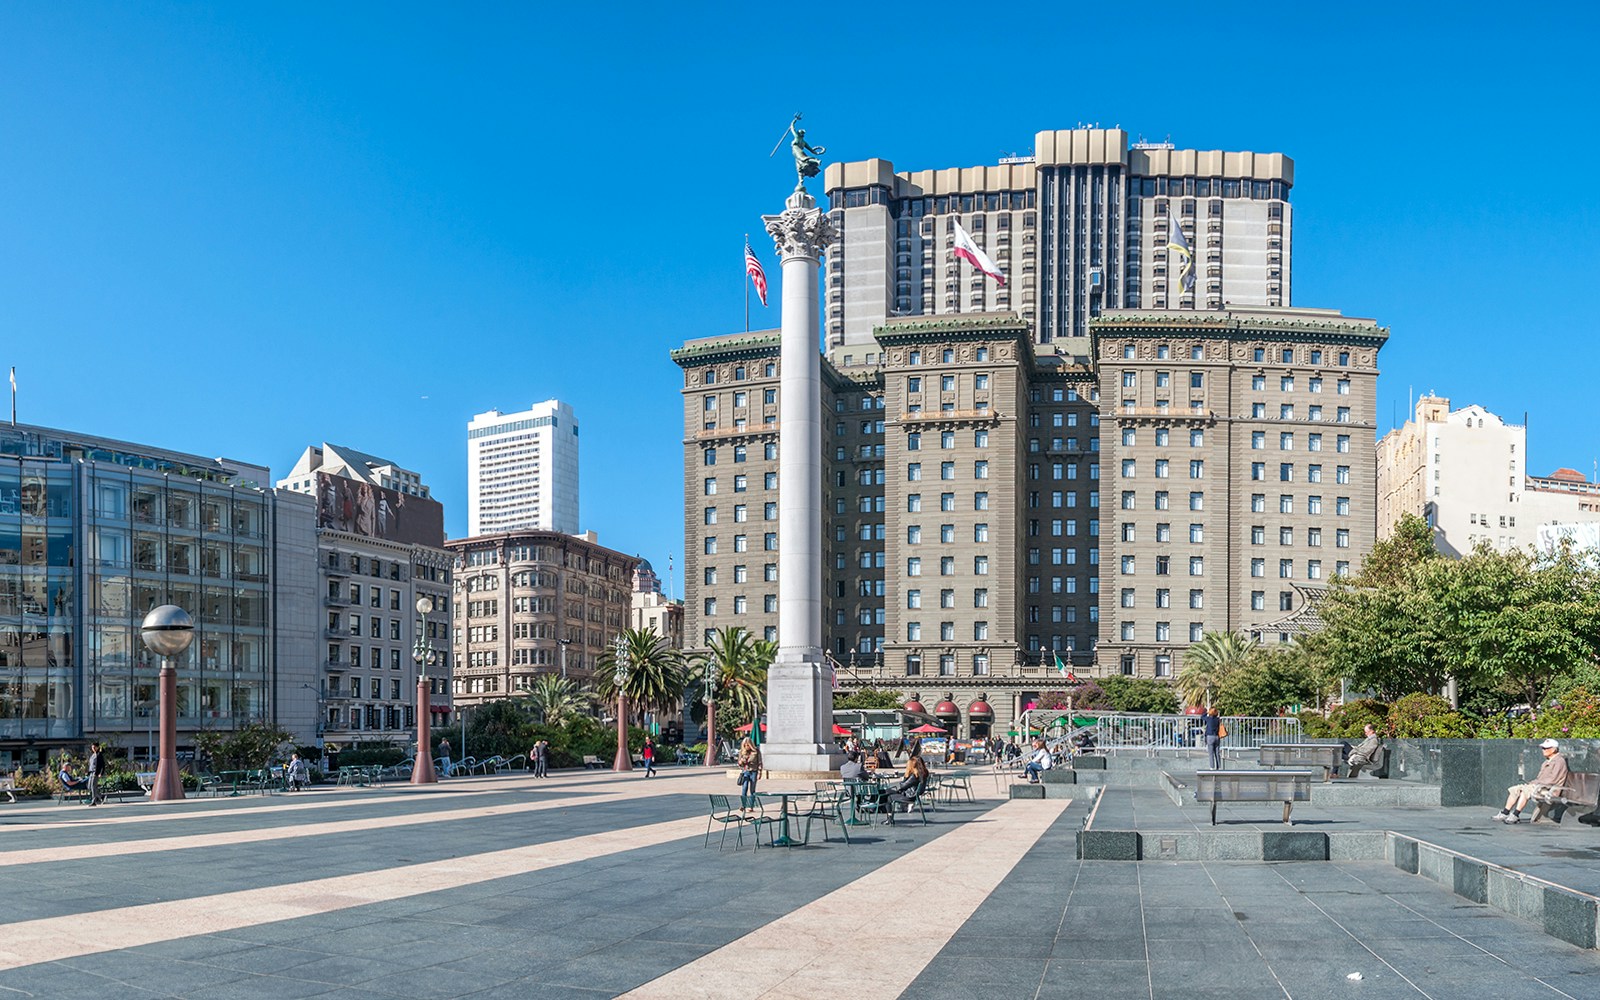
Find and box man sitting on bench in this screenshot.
[58,763,88,794]
[1345,724,1384,778]
[1495,739,1569,825]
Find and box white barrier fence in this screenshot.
[1015,709,1303,757]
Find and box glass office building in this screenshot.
[0,424,292,772]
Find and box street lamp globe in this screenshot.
[140,605,195,658]
[415,595,434,616]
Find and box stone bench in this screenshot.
[1531,772,1600,824]
[1259,743,1343,781]
[1194,769,1314,825]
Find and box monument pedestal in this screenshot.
[761,650,845,774]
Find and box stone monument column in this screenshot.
[759,185,843,774]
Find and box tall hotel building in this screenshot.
[467,400,580,537]
[824,127,1292,353]
[676,307,1386,734]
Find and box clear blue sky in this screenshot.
[3,4,1597,590]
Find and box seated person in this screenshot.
[285,753,310,791]
[873,742,893,770]
[57,765,87,791]
[1345,724,1384,778]
[839,749,865,782]
[884,756,929,815]
[1023,738,1054,783]
[1495,739,1570,824]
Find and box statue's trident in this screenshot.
[768,113,803,158]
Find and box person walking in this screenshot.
[87,742,106,806]
[642,737,657,777]
[438,738,453,778]
[533,740,548,778]
[1203,708,1225,770]
[737,737,762,812]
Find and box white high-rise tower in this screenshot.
[467,400,580,536]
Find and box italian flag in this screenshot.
[952,221,1006,285]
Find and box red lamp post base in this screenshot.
[152,664,185,801]
[704,701,717,766]
[412,678,438,784]
[613,693,633,772]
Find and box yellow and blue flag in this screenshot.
[1166,219,1196,293]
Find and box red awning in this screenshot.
[933,700,960,717]
[903,700,926,714]
[968,700,994,717]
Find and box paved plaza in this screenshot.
[1,767,1598,998]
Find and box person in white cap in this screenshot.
[1494,739,1570,824]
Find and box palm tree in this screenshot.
[521,673,587,725]
[689,628,772,762]
[1178,630,1256,709]
[596,627,685,724]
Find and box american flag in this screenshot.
[744,239,768,307]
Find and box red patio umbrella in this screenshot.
[735,722,768,733]
[831,724,852,736]
[909,723,947,734]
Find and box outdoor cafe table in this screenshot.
[841,777,890,826]
[752,790,809,847]
[215,770,251,796]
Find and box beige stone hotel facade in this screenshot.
[674,307,1387,737]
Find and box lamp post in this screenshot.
[702,657,719,767]
[410,595,440,784]
[140,605,194,802]
[557,638,570,680]
[612,633,632,772]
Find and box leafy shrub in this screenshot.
[14,772,51,797]
[1325,699,1390,738]
[337,746,408,767]
[1296,710,1332,739]
[1386,693,1476,738]
[1516,688,1600,739]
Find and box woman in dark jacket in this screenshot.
[879,755,929,818]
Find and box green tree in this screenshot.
[688,627,769,740]
[520,674,589,725]
[1443,544,1600,719]
[833,687,906,710]
[1177,631,1255,709]
[596,627,686,724]
[193,722,295,771]
[1099,676,1178,714]
[1359,512,1439,587]
[1320,557,1453,700]
[1214,647,1320,717]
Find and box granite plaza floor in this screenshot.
[0,766,1597,999]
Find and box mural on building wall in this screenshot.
[314,473,444,547]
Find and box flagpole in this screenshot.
[744,234,750,333]
[9,367,14,427]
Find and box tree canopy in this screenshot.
[1318,515,1600,715]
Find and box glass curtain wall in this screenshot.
[85,468,270,754]
[0,458,78,748]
